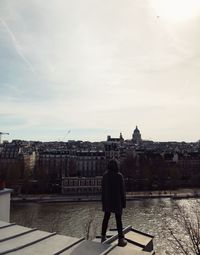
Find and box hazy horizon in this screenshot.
[1,0,200,142]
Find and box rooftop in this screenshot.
[0,221,155,255]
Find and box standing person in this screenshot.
[101,159,127,247]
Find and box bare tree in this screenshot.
[84,207,97,240]
[121,153,136,178]
[85,216,94,240]
[49,211,63,233]
[166,200,200,255]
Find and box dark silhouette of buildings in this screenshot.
[1,127,200,194]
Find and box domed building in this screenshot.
[132,126,142,144]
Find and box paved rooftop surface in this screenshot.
[0,220,155,255]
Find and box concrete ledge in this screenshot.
[0,189,13,222]
[0,223,16,230]
[0,189,13,196]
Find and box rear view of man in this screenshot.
[101,159,127,247]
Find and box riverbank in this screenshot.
[11,188,200,203]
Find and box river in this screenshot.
[10,198,198,255]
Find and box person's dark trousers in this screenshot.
[101,212,124,239]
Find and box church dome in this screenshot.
[132,126,142,144]
[134,126,140,133]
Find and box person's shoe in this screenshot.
[101,235,106,243]
[118,238,127,247]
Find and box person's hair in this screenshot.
[107,159,119,172]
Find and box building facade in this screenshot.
[0,142,36,193]
[62,176,102,194]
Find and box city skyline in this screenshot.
[0,126,200,143]
[1,0,200,142]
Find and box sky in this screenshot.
[0,0,200,142]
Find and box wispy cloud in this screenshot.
[0,17,34,72]
[0,0,200,142]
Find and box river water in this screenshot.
[10,198,198,255]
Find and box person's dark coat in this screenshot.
[101,170,126,215]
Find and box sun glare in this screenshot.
[151,0,200,22]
